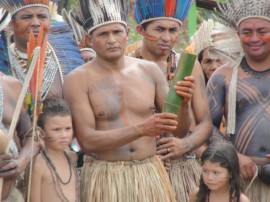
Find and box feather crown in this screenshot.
[134,0,193,25]
[0,8,11,32]
[0,0,49,16]
[72,0,129,34]
[191,20,242,58]
[217,0,270,28]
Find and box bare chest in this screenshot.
[89,75,156,122]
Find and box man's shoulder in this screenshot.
[65,63,92,80]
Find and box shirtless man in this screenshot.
[0,73,39,201]
[0,0,69,100]
[207,0,270,201]
[64,0,194,201]
[130,1,212,201]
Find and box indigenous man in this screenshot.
[0,0,84,101]
[64,0,194,201]
[207,0,270,201]
[130,1,212,201]
[0,9,41,201]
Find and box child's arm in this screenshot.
[30,154,44,202]
[189,187,199,202]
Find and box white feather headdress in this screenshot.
[217,0,270,28]
[191,19,243,60]
[72,0,129,34]
[0,8,11,32]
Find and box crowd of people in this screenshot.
[0,0,270,201]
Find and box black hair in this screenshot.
[198,49,209,84]
[196,142,242,202]
[37,98,71,129]
[141,21,154,30]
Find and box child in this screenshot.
[189,142,250,202]
[30,98,79,202]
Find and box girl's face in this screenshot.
[202,160,231,192]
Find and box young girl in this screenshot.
[30,98,79,202]
[189,142,250,202]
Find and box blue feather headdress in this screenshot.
[134,0,193,25]
[49,20,85,76]
[72,0,129,34]
[0,0,49,16]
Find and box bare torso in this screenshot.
[32,150,77,202]
[64,57,168,161]
[85,58,157,160]
[207,62,270,159]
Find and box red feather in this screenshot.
[165,0,176,16]
[27,25,48,108]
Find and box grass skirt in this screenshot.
[170,157,202,202]
[80,156,176,202]
[244,177,270,202]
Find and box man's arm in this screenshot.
[63,69,178,154]
[0,77,41,179]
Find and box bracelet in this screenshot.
[133,125,141,139]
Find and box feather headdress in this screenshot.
[134,0,193,25]
[0,8,10,32]
[191,19,242,60]
[71,0,129,34]
[0,0,49,16]
[217,0,270,28]
[49,20,85,76]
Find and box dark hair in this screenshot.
[198,49,209,84]
[37,98,71,129]
[141,21,154,30]
[196,142,242,202]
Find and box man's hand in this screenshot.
[156,137,187,161]
[238,153,257,180]
[0,153,19,180]
[173,76,195,104]
[138,113,178,137]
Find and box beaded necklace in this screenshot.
[240,57,270,79]
[9,43,62,101]
[134,47,177,84]
[41,150,80,202]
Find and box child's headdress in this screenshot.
[72,0,129,34]
[0,0,49,16]
[134,0,193,25]
[217,0,270,28]
[191,19,242,60]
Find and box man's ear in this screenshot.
[85,34,93,47]
[136,25,144,35]
[126,26,130,37]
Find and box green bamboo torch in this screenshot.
[163,44,197,114]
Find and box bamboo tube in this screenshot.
[163,44,197,114]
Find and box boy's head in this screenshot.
[38,98,73,150]
[38,98,71,129]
